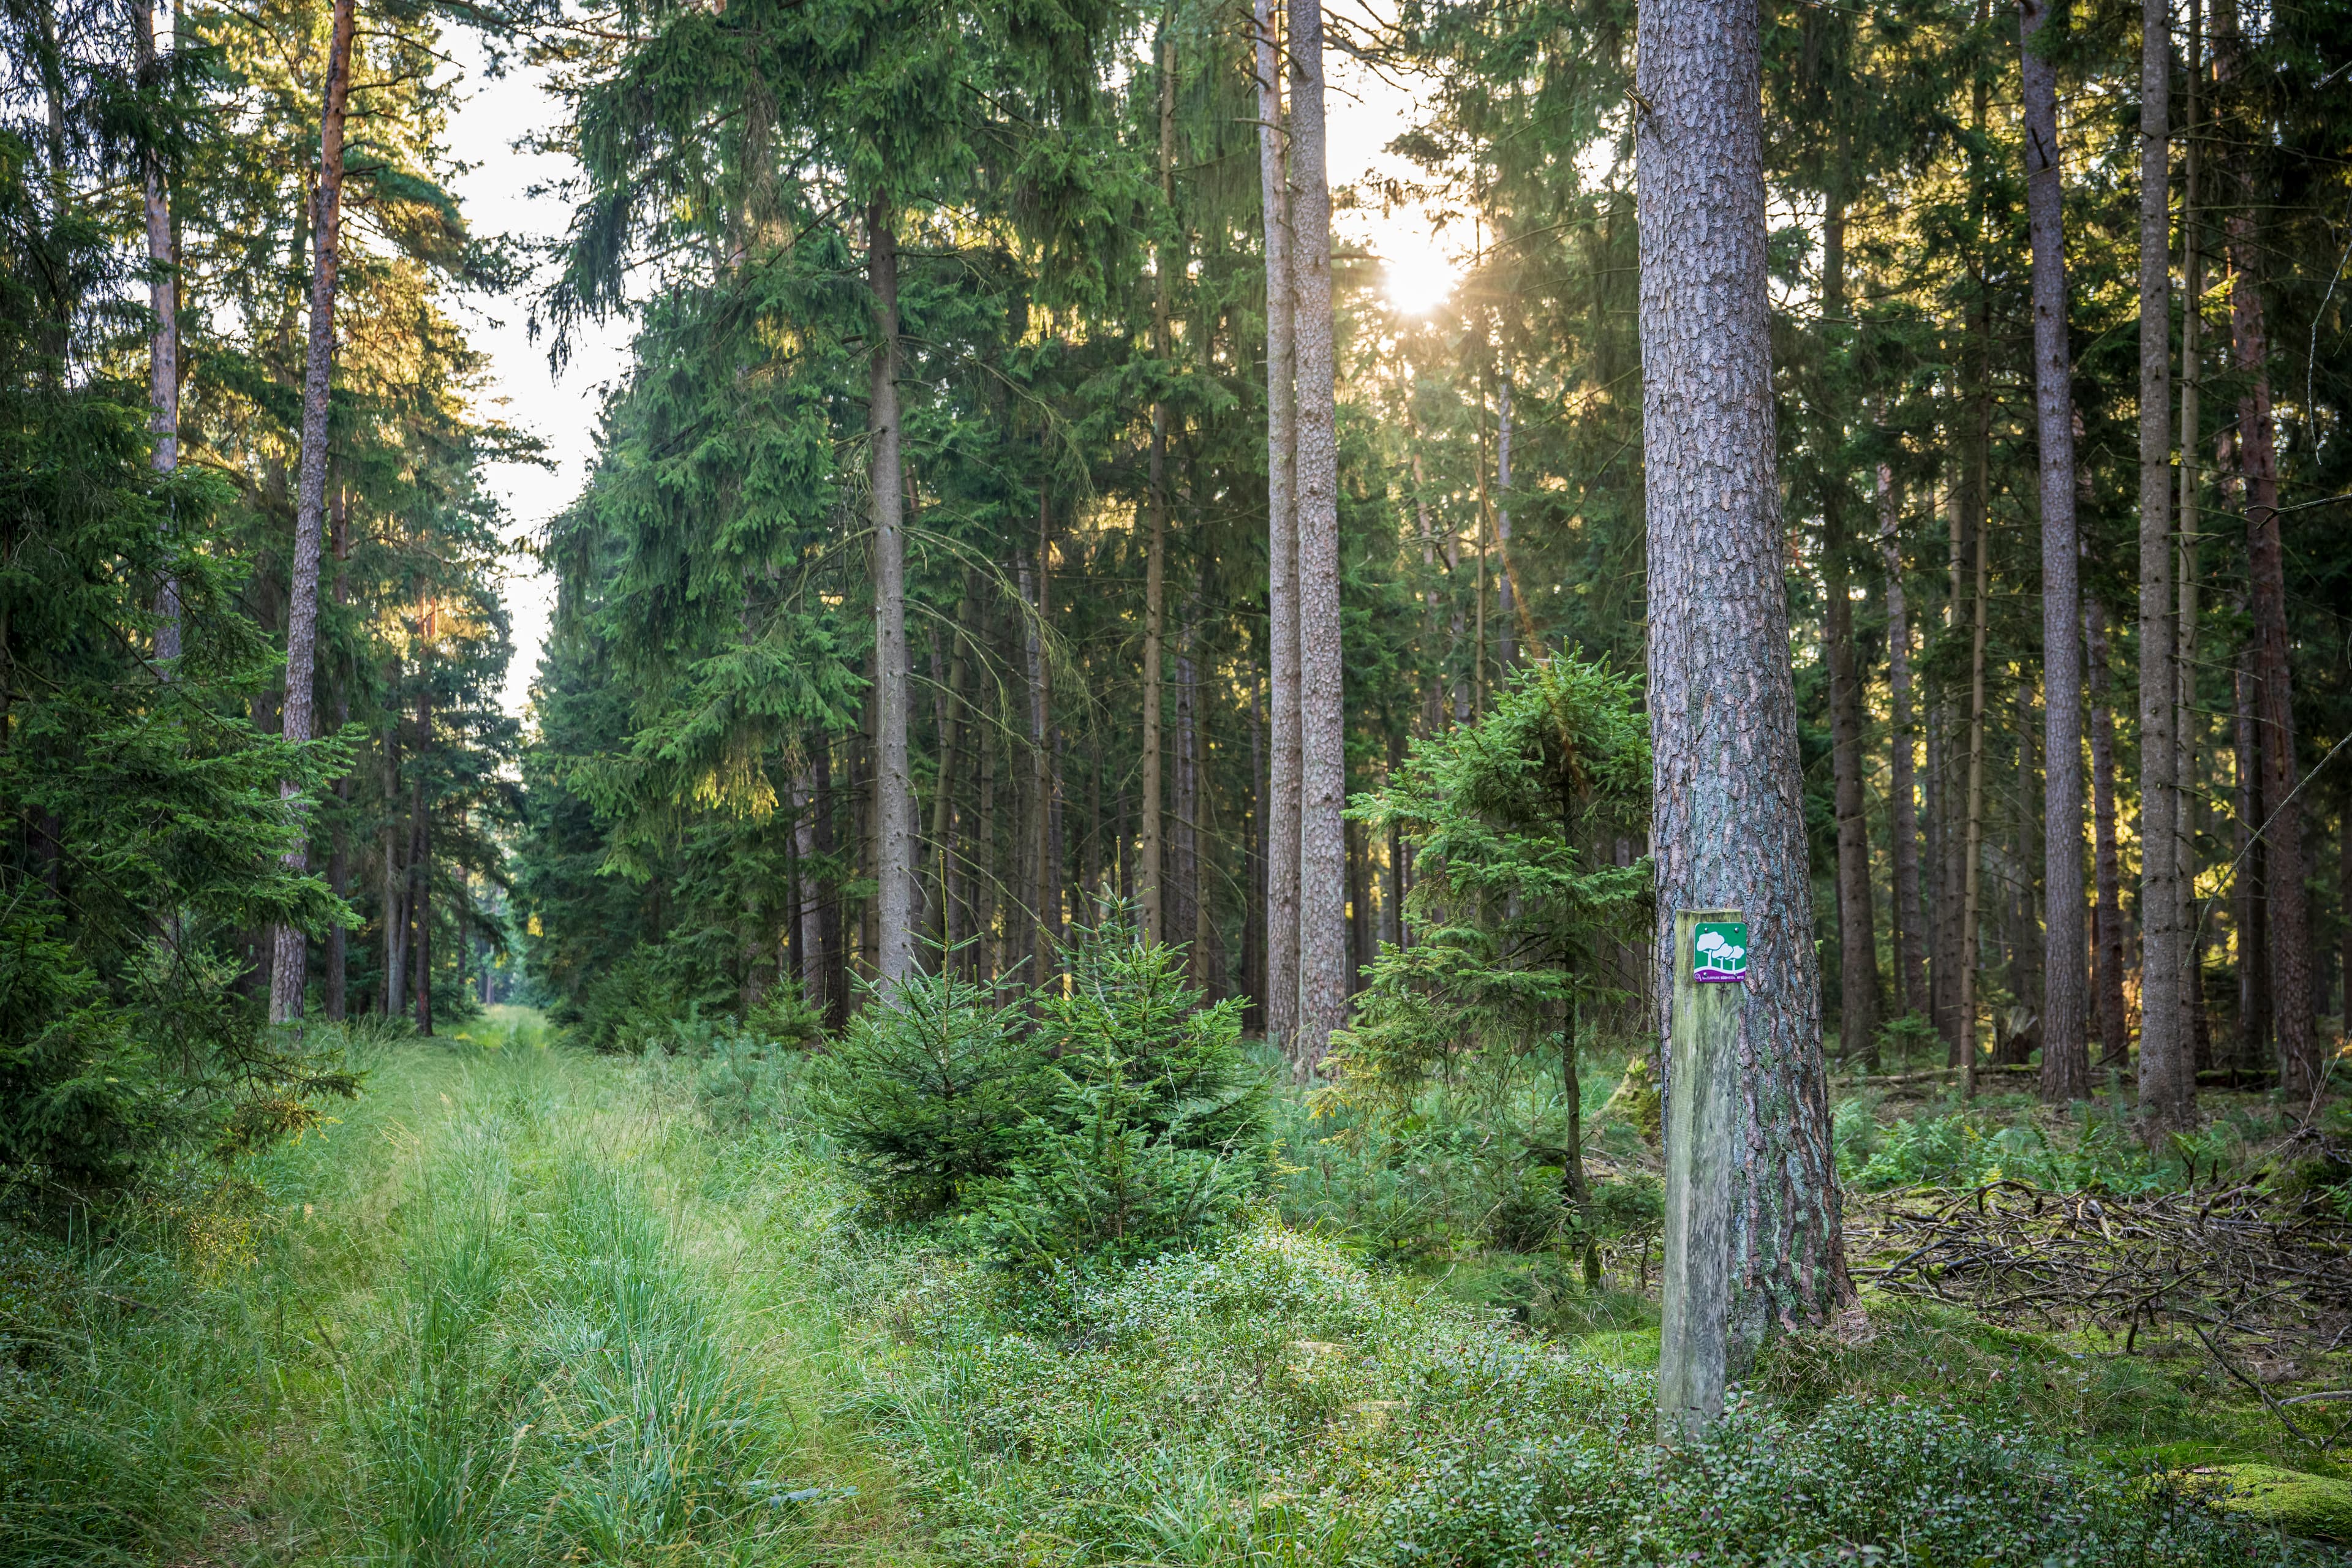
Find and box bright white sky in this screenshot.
[442,34,1458,722]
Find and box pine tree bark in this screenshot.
[2176,5,2207,1092]
[867,199,916,988]
[324,486,350,1021]
[1140,25,1177,944]
[381,662,405,1019]
[2136,0,2186,1125]
[268,0,356,1025]
[2233,644,2269,1068]
[1825,508,1879,1065]
[1287,0,1347,1070]
[409,670,432,1035]
[1958,493,1992,1094]
[1175,597,1201,976]
[1821,194,1875,1063]
[1879,462,1925,1020]
[2020,0,2090,1101]
[2226,181,2316,1096]
[1934,482,1969,1056]
[1637,0,1852,1354]
[930,586,972,954]
[137,0,182,663]
[815,739,848,1027]
[1494,370,1515,670]
[794,766,827,1012]
[2086,600,2129,1067]
[1257,0,1302,1052]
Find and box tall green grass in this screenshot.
[2,1027,889,1567]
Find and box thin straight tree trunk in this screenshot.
[1472,496,1488,718]
[324,484,350,1021]
[381,683,406,1019]
[408,731,429,1035]
[2086,600,2129,1066]
[1821,198,1877,1065]
[1287,0,1348,1070]
[974,715,998,983]
[1256,0,1301,1051]
[1407,411,1443,737]
[1825,522,1879,1064]
[1346,815,1370,993]
[137,0,182,663]
[2177,0,2206,1092]
[2233,644,2269,1068]
[2020,0,2090,1101]
[1245,684,1266,1028]
[1879,458,1925,1019]
[1140,23,1178,943]
[2222,108,2316,1095]
[1959,496,1992,1095]
[268,0,357,1025]
[1020,543,1049,982]
[815,740,847,1028]
[1934,481,1969,1054]
[1636,0,1852,1356]
[1946,0,1994,1068]
[1494,370,1515,670]
[794,767,827,1013]
[867,198,915,988]
[930,587,972,954]
[1175,600,1200,976]
[2136,0,2185,1126]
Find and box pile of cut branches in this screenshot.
[1844,1170,2352,1446]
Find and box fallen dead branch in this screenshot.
[1844,1178,2352,1448]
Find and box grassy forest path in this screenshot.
[9,1027,919,1568]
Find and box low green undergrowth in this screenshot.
[826,1221,2320,1566]
[7,1030,2342,1567]
[1832,1087,2298,1194]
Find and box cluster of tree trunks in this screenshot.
[1813,0,2325,1115]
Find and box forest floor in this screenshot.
[4,1019,2349,1566]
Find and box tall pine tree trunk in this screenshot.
[930,586,972,955]
[2226,174,2316,1096]
[1822,195,1877,1063]
[1879,460,1925,1019]
[1254,0,1300,1049]
[2020,0,2090,1101]
[1825,519,1879,1065]
[2176,1,2207,1095]
[1636,0,1852,1354]
[268,0,356,1025]
[2137,0,2186,1125]
[1141,24,1177,943]
[1958,491,1992,1093]
[794,766,827,1013]
[1287,0,1347,1070]
[1934,481,1969,1054]
[324,487,350,1020]
[1494,370,1515,670]
[2233,644,2269,1069]
[137,0,181,663]
[2086,600,2129,1066]
[867,199,916,987]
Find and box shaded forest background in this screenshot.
[7,0,2352,1163]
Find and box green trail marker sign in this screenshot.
[1691,921,1749,984]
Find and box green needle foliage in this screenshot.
[807,962,1039,1219]
[1331,650,1651,1123]
[808,911,1268,1269]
